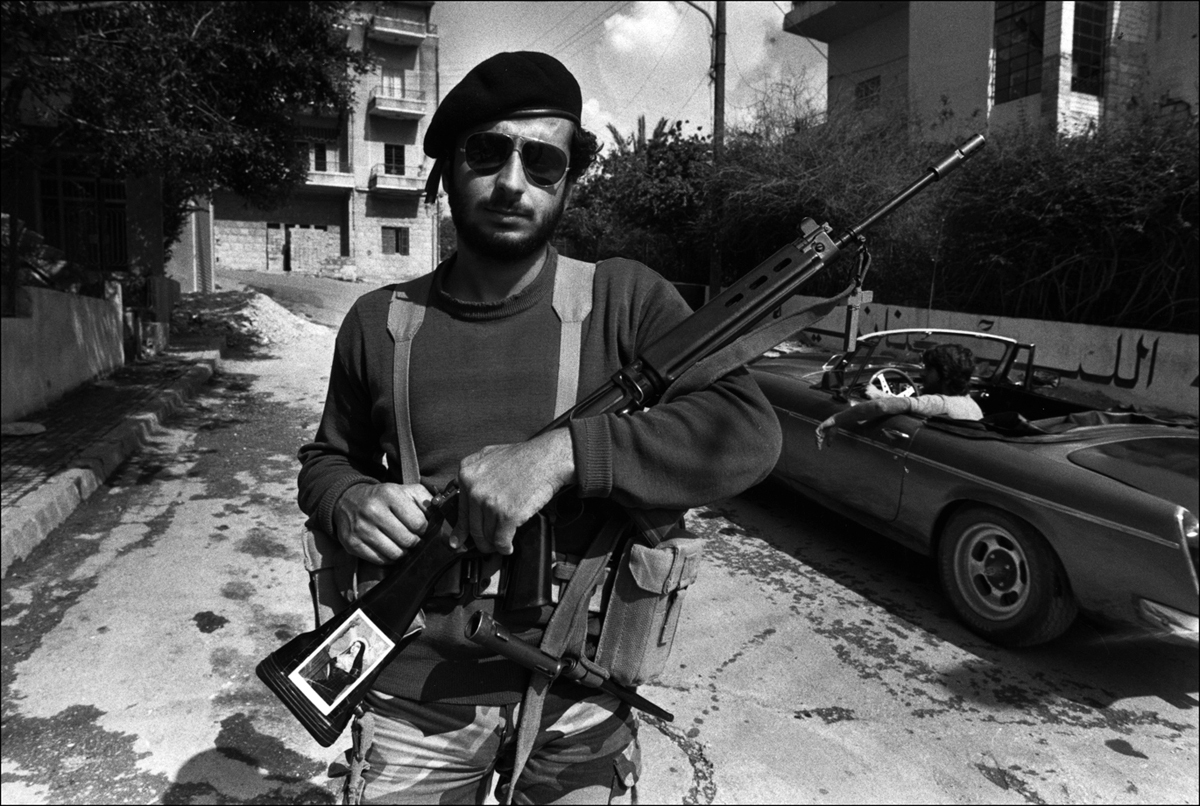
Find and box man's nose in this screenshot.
[494,149,528,195]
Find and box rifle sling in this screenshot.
[660,283,856,404]
[506,513,630,804]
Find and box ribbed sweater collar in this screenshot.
[432,248,558,321]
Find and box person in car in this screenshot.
[815,343,983,448]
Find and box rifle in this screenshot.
[257,134,986,747]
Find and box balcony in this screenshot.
[307,163,354,191]
[367,15,437,45]
[784,1,906,43]
[369,163,425,195]
[368,85,428,119]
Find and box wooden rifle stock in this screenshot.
[257,134,985,746]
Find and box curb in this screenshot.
[0,358,218,578]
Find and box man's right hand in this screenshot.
[333,483,432,564]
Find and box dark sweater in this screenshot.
[297,248,781,703]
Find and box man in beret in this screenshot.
[298,51,780,804]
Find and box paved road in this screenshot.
[641,487,1198,803]
[2,276,1195,804]
[220,269,384,328]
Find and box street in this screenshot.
[2,276,1196,805]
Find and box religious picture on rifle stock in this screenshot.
[288,611,395,714]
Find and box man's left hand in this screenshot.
[453,429,576,554]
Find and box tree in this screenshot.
[557,118,712,283]
[1,1,372,261]
[438,213,456,263]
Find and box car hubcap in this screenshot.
[954,523,1030,620]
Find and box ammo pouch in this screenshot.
[593,522,703,688]
[300,525,388,627]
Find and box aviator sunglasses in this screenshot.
[460,131,570,187]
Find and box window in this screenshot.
[37,158,127,272]
[381,68,404,98]
[1071,0,1106,96]
[385,144,405,175]
[313,143,328,172]
[994,1,1045,104]
[854,76,881,111]
[381,226,409,256]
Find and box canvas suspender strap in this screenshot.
[387,273,435,485]
[387,256,595,482]
[551,256,595,417]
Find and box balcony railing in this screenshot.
[367,15,437,44]
[369,163,425,195]
[368,84,428,119]
[307,163,354,190]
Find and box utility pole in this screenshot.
[710,0,725,301]
[684,1,726,302]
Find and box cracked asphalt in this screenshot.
[2,279,1196,804]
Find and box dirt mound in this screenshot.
[172,287,329,350]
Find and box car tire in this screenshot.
[937,506,1078,647]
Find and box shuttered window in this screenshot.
[381,226,410,256]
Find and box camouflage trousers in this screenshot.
[346,687,640,805]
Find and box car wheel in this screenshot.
[937,506,1078,647]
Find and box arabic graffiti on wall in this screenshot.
[786,296,1199,415]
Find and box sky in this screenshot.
[429,1,827,150]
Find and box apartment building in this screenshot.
[783,1,1198,139]
[172,1,439,291]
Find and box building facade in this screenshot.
[173,1,439,291]
[783,1,1199,139]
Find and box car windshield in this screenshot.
[842,331,1016,389]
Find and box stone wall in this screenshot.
[215,220,268,273]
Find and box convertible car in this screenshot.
[748,328,1198,647]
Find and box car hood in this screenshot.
[1069,437,1199,514]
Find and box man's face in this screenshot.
[335,642,362,672]
[446,116,574,261]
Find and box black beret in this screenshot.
[424,51,581,158]
[422,51,581,202]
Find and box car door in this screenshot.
[785,398,919,523]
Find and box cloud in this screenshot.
[584,1,825,139]
[604,1,687,55]
[581,97,621,151]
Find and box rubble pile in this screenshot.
[241,292,329,345]
[171,286,328,350]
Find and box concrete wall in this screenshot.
[1147,0,1200,111]
[908,1,993,139]
[827,5,909,113]
[787,294,1199,416]
[1,287,123,423]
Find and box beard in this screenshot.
[448,185,568,261]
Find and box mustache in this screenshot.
[483,202,533,216]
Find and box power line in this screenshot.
[520,1,588,51]
[616,5,688,115]
[670,74,710,127]
[769,0,829,62]
[549,1,632,57]
[828,53,905,80]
